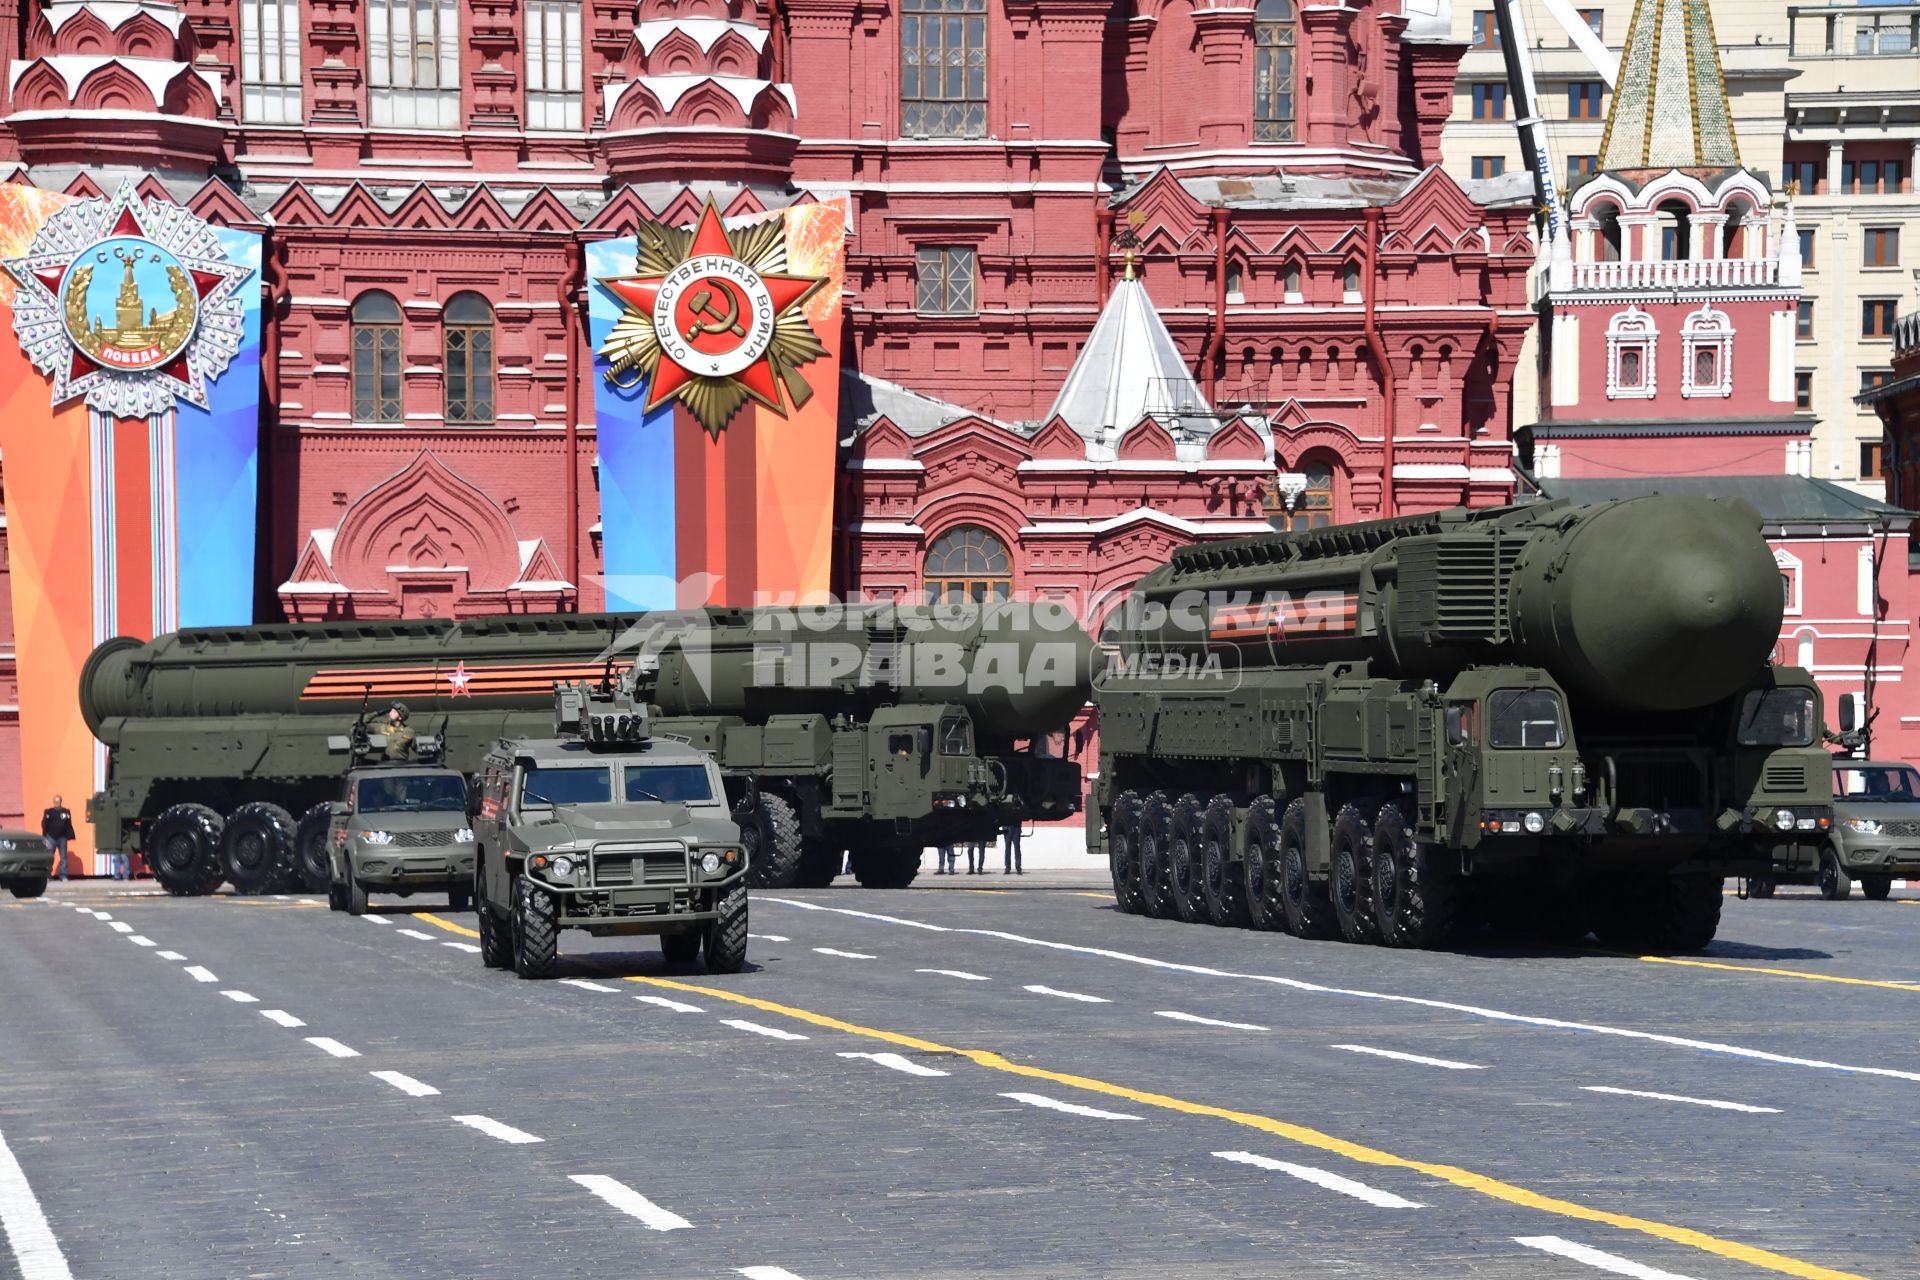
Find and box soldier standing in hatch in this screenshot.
[42,796,75,880]
[367,702,417,760]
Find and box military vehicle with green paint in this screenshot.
[80,604,1094,896]
[319,725,476,916]
[0,830,54,899]
[1750,757,1920,901]
[1090,495,1834,952]
[471,667,747,978]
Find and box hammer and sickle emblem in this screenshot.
[682,283,747,343]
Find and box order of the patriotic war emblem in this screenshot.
[2,183,252,416]
[595,198,827,439]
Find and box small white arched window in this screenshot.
[1605,306,1657,399]
[1681,304,1734,399]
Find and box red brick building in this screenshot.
[0,0,1535,825]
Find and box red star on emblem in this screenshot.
[448,662,473,698]
[598,202,821,414]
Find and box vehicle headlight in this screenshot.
[361,830,394,846]
[1844,818,1882,835]
[1522,811,1545,834]
[0,839,13,850]
[454,827,474,843]
[1773,808,1796,831]
[551,855,575,878]
[701,852,722,875]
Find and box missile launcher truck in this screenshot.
[80,603,1095,897]
[1090,495,1834,952]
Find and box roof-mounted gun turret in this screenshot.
[555,663,651,747]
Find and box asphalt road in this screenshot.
[4,872,1919,1280]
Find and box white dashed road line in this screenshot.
[1515,1235,1701,1279]
[108,922,132,933]
[837,1052,951,1078]
[637,995,705,1013]
[916,968,990,981]
[1213,1151,1425,1209]
[747,934,790,943]
[453,1115,543,1145]
[721,1019,809,1041]
[305,1037,361,1059]
[183,966,218,983]
[1580,1086,1781,1114]
[128,936,154,947]
[156,951,186,961]
[361,916,391,925]
[0,1127,74,1280]
[443,942,481,954]
[1331,1044,1485,1071]
[220,990,259,1004]
[813,947,876,959]
[1024,984,1110,1003]
[395,929,435,941]
[1001,1092,1140,1121]
[261,1010,305,1028]
[738,1269,807,1280]
[370,1071,441,1098]
[560,979,622,993]
[1155,1010,1269,1031]
[569,1175,692,1231]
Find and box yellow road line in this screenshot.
[216,899,322,909]
[622,972,1864,1280]
[1068,891,1114,900]
[413,911,479,937]
[1634,954,1920,993]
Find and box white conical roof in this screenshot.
[1046,275,1213,445]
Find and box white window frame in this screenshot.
[1680,304,1734,399]
[1606,305,1657,399]
[240,0,303,124]
[1775,547,1803,616]
[524,0,583,131]
[368,0,461,128]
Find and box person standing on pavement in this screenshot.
[1002,818,1023,875]
[42,796,75,881]
[966,835,988,875]
[936,842,956,875]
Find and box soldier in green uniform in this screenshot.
[356,701,416,761]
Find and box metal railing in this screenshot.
[1570,257,1781,291]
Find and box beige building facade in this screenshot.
[1443,0,1920,493]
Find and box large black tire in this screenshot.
[1818,848,1851,900]
[7,876,48,899]
[476,869,512,968]
[512,879,559,978]
[1644,875,1723,952]
[1166,795,1209,923]
[1107,791,1147,914]
[1137,792,1177,919]
[326,877,347,912]
[446,883,473,912]
[1329,803,1381,945]
[1199,795,1251,928]
[1860,874,1893,901]
[1278,799,1337,939]
[739,794,803,889]
[294,805,333,892]
[148,804,226,896]
[222,802,296,895]
[791,838,843,888]
[850,844,920,889]
[1242,798,1286,932]
[345,861,369,916]
[1747,876,1776,899]
[704,883,749,974]
[661,929,702,965]
[1371,802,1458,949]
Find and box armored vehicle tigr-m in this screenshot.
[319,726,477,915]
[81,604,1094,896]
[1753,759,1920,901]
[472,667,747,978]
[0,831,54,899]
[1091,495,1835,952]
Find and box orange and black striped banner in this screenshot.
[299,662,615,702]
[1209,593,1359,643]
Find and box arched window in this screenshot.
[1266,460,1334,531]
[1225,261,1244,302]
[1590,202,1623,262]
[1342,259,1362,298]
[1680,303,1733,399]
[1605,305,1657,399]
[352,291,403,422]
[923,525,1011,604]
[443,292,495,424]
[1282,261,1303,300]
[1253,0,1295,142]
[1657,199,1692,260]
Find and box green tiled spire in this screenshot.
[1599,0,1741,171]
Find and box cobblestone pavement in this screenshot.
[3,874,1917,1279]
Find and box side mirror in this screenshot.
[1838,696,1857,733]
[465,780,482,818]
[1445,705,1469,746]
[328,801,349,818]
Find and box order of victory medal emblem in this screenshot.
[2,183,253,416]
[595,198,827,439]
